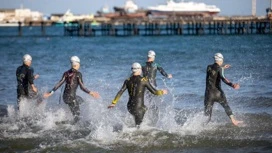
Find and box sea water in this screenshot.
[0,27,271,152]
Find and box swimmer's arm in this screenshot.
[78,73,91,94]
[44,74,66,98]
[145,80,167,95]
[158,66,172,78]
[50,73,66,93]
[219,67,234,87]
[111,80,127,105]
[78,73,100,98]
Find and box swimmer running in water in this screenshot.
[142,50,172,86]
[204,53,243,126]
[16,54,40,110]
[44,56,100,123]
[142,50,172,125]
[108,63,168,127]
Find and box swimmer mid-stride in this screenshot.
[108,62,168,127]
[44,56,100,123]
[204,53,243,126]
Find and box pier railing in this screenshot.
[1,18,271,36]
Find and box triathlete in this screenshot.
[108,63,168,127]
[204,53,243,126]
[16,54,40,110]
[142,50,172,125]
[43,56,100,123]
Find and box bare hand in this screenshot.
[90,91,100,99]
[223,64,231,69]
[162,89,168,95]
[108,104,115,109]
[168,74,173,79]
[233,83,240,90]
[43,92,52,99]
[34,74,40,80]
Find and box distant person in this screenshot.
[43,56,100,123]
[108,63,168,127]
[142,50,172,86]
[16,54,40,110]
[142,50,172,125]
[204,53,243,126]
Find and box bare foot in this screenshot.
[232,120,244,126]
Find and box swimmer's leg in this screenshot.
[219,97,243,126]
[67,98,80,123]
[204,98,214,125]
[134,107,147,127]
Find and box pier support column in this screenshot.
[41,21,45,36]
[18,22,22,36]
[270,20,272,34]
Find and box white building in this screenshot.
[0,8,43,23]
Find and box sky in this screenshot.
[0,0,271,16]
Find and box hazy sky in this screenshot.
[1,0,271,16]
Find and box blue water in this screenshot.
[0,27,272,152]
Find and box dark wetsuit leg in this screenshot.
[204,89,233,123]
[128,106,147,126]
[63,95,80,123]
[204,89,220,122]
[204,98,214,119]
[218,92,233,117]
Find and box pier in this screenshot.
[2,18,272,37]
[63,18,272,36]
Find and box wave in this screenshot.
[0,97,271,152]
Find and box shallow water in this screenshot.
[0,27,271,152]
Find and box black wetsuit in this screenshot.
[112,75,164,126]
[204,63,234,122]
[50,68,90,122]
[142,61,169,87]
[16,64,38,109]
[142,61,169,125]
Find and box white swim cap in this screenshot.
[23,54,32,62]
[131,62,142,73]
[148,50,156,58]
[214,53,224,61]
[70,56,80,64]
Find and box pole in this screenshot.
[252,0,256,16]
[18,22,22,36]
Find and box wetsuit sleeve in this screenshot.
[219,67,234,87]
[51,73,66,92]
[112,80,127,104]
[27,67,34,85]
[157,65,169,77]
[78,72,91,94]
[144,78,164,95]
